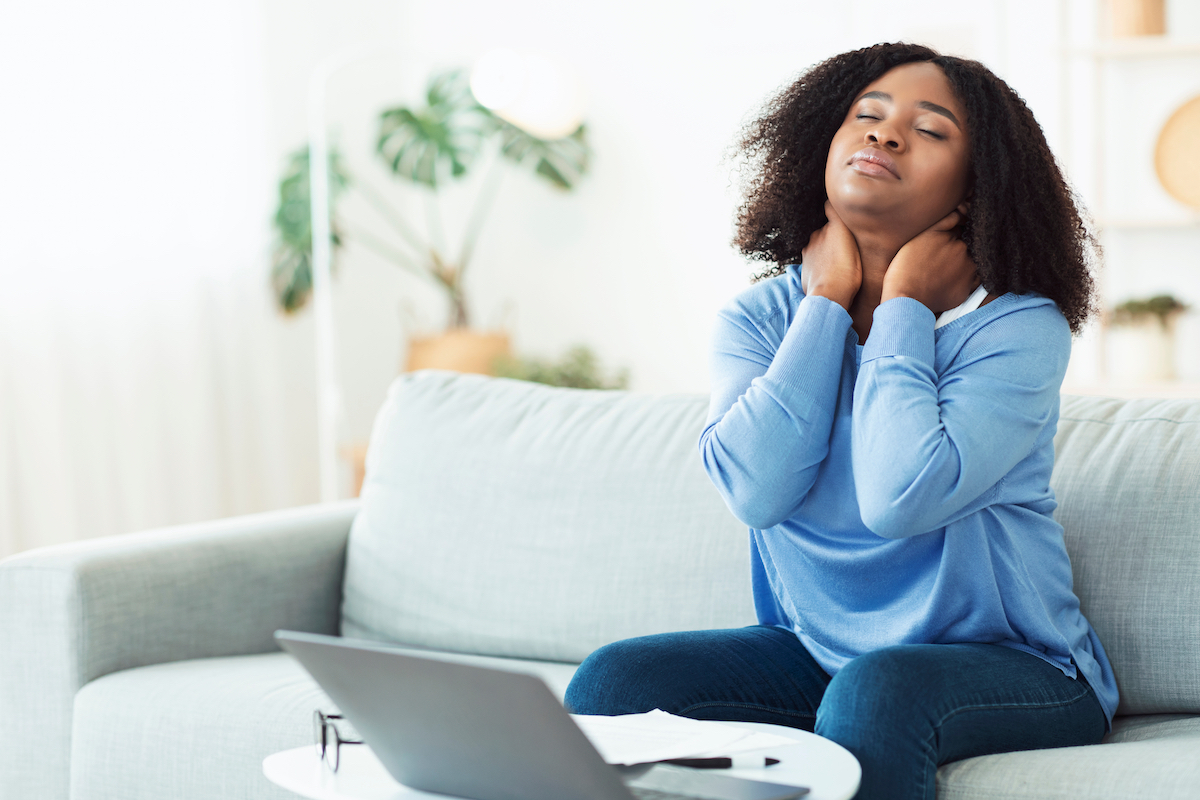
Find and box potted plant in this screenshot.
[270,68,590,374]
[1107,294,1190,382]
[493,345,629,390]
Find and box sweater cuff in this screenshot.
[766,293,854,398]
[862,297,936,367]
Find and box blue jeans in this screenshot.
[564,626,1107,800]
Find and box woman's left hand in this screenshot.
[882,209,980,317]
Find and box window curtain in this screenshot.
[0,0,318,557]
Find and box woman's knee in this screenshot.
[815,645,942,739]
[815,647,946,800]
[565,635,682,716]
[564,628,793,717]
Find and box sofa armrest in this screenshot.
[0,499,358,800]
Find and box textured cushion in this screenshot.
[0,501,354,800]
[70,649,1199,800]
[72,654,319,800]
[1052,396,1200,716]
[936,714,1200,799]
[341,371,755,663]
[70,650,579,800]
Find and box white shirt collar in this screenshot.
[934,284,990,329]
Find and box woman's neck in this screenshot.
[847,230,904,344]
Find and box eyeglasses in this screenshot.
[313,710,363,772]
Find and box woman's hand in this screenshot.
[882,209,980,317]
[801,202,862,311]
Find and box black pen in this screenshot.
[661,757,780,769]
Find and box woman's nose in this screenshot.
[866,124,904,151]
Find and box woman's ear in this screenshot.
[956,199,971,217]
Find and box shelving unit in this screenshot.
[1065,38,1200,57]
[1062,380,1200,399]
[1058,5,1200,395]
[1095,213,1200,229]
[1065,34,1200,223]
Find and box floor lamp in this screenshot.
[308,46,395,503]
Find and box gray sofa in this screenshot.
[2,370,1198,800]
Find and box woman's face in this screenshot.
[824,61,971,242]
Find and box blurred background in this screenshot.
[2,0,1198,557]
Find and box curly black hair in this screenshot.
[733,42,1098,334]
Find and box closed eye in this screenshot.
[918,128,945,140]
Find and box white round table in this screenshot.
[263,721,861,800]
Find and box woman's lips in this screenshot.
[849,149,899,178]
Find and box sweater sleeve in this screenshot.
[852,296,1070,539]
[699,289,854,530]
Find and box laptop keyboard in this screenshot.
[630,787,708,800]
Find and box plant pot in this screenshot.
[1109,0,1165,37]
[1107,317,1177,382]
[404,328,511,375]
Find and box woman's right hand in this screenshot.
[800,201,862,311]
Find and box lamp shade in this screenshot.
[470,49,585,140]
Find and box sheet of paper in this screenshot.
[569,709,797,765]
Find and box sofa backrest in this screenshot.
[342,374,1200,717]
[1052,394,1200,717]
[341,371,756,664]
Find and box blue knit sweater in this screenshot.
[699,265,1119,726]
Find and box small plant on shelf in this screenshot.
[1109,294,1189,329]
[1105,293,1190,383]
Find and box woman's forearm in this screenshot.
[700,293,854,530]
[851,297,1069,539]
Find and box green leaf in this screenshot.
[535,158,569,189]
[492,345,628,389]
[270,146,351,313]
[489,118,591,191]
[271,248,311,314]
[377,70,489,189]
[1111,294,1190,329]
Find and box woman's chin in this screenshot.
[830,191,949,239]
[833,201,911,233]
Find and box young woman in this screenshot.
[565,43,1118,800]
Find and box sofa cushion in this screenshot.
[341,371,756,663]
[935,714,1200,799]
[71,653,322,800]
[70,650,580,800]
[1052,396,1200,716]
[71,651,1200,800]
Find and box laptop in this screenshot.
[275,630,809,800]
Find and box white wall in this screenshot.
[269,0,1090,448]
[0,0,319,554]
[5,0,1196,547]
